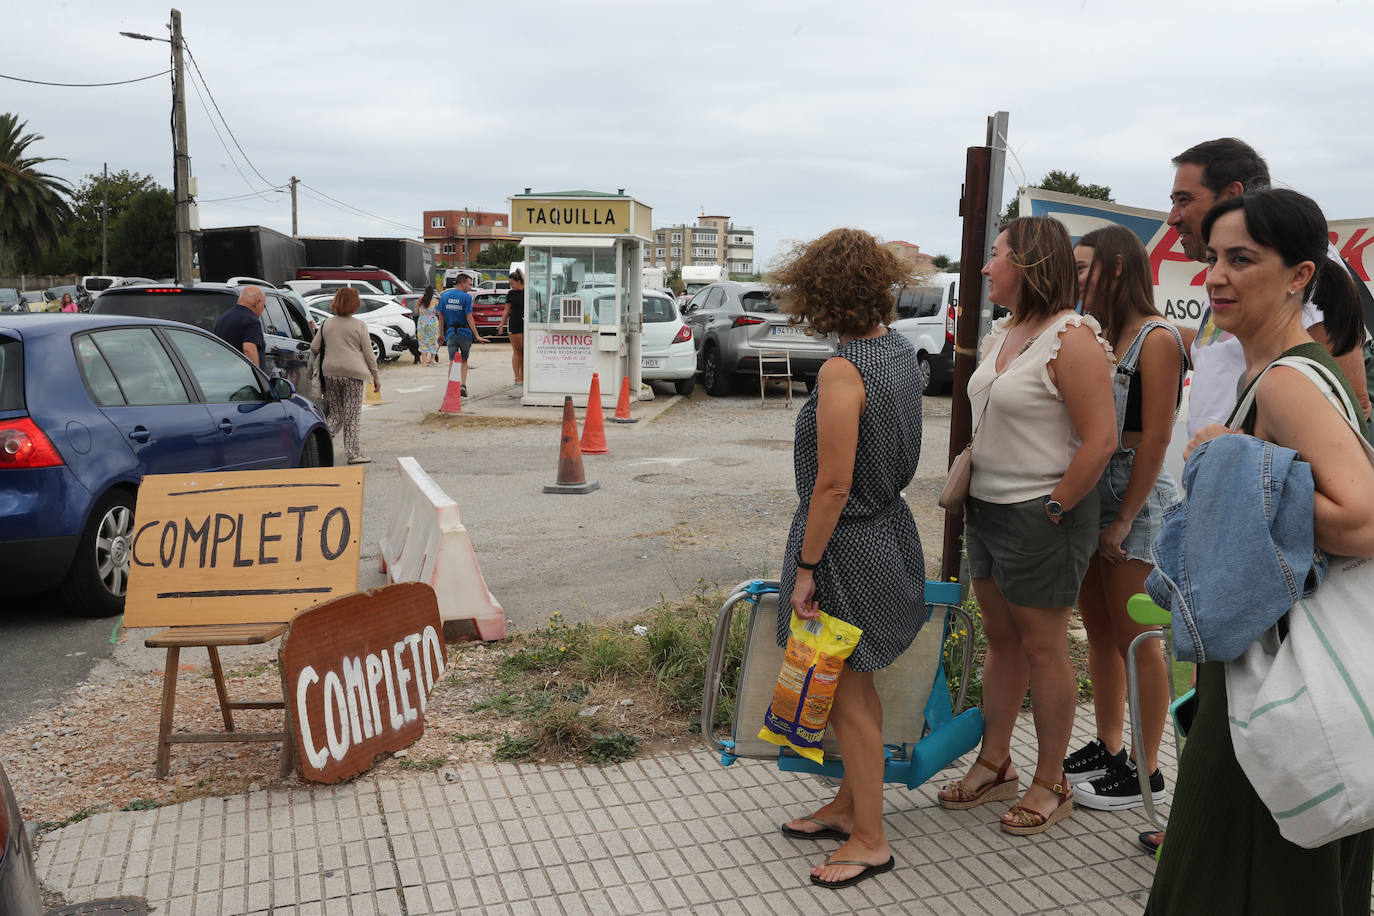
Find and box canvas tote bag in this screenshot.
[1223,355,1374,848]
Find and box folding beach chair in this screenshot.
[701,579,983,788]
[1125,592,1190,836]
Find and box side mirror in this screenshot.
[296,340,311,351]
[269,377,295,400]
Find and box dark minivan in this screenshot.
[91,283,319,403]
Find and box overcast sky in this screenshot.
[8,0,1370,270]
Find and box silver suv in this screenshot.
[681,281,836,396]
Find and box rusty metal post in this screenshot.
[940,146,992,582]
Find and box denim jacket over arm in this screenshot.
[1145,434,1324,663]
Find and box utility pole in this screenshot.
[170,9,193,284]
[290,176,298,236]
[463,207,470,266]
[101,162,109,274]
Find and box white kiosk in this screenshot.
[511,190,650,408]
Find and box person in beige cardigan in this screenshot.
[310,287,380,465]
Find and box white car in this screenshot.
[306,301,411,363]
[639,290,695,395]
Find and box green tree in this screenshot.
[108,188,175,278]
[474,240,522,269]
[667,267,682,296]
[54,169,162,274]
[932,254,952,270]
[0,113,74,266]
[1001,169,1113,223]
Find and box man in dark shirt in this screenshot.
[214,285,268,368]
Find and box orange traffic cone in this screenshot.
[580,373,608,454]
[610,375,637,424]
[438,352,464,413]
[544,397,599,494]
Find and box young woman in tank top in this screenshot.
[1065,226,1187,822]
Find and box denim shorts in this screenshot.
[965,492,1099,609]
[1095,451,1181,563]
[446,335,472,362]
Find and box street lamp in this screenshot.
[120,10,194,285]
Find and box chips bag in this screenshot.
[757,611,862,764]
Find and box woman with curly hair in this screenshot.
[772,228,926,890]
[936,216,1116,836]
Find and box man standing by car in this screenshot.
[439,273,487,396]
[214,285,268,369]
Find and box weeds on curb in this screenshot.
[397,756,447,771]
[121,798,161,812]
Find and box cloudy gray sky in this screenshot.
[8,0,1369,269]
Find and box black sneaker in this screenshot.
[1064,738,1127,786]
[1075,760,1165,811]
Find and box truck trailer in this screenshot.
[298,236,359,267]
[197,226,305,286]
[358,237,435,290]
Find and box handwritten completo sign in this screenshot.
[122,467,365,627]
[280,582,446,783]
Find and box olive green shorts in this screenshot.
[964,493,1099,609]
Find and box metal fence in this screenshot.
[0,275,80,290]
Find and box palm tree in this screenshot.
[0,113,74,264]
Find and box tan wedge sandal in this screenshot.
[1000,774,1073,836]
[938,756,1019,810]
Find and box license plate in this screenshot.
[770,325,805,337]
[641,358,662,368]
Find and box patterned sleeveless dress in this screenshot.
[777,330,926,672]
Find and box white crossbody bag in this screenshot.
[1224,354,1374,848]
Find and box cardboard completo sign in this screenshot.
[279,582,446,783]
[123,467,365,627]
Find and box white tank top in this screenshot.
[968,312,1114,504]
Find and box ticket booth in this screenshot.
[510,190,651,408]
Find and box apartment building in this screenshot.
[881,240,935,272]
[645,213,755,277]
[422,209,520,266]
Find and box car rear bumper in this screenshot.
[640,346,695,381]
[930,340,955,383]
[0,533,80,593]
[0,466,91,590]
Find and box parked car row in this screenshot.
[302,292,414,362]
[0,313,331,619]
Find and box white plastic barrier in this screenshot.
[379,457,506,641]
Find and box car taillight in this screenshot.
[0,418,64,469]
[672,324,692,343]
[945,304,956,344]
[732,316,764,328]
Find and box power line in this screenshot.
[0,70,170,88]
[181,39,277,188]
[182,63,284,202]
[199,188,287,204]
[298,181,414,232]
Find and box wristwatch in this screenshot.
[1044,497,1065,522]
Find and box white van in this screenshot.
[891,272,958,394]
[80,275,121,298]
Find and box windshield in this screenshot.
[740,290,781,313]
[92,291,232,333]
[642,295,677,322]
[0,289,20,305]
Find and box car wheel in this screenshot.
[703,346,732,397]
[674,375,696,396]
[58,488,134,618]
[917,353,934,393]
[370,336,383,362]
[300,431,324,467]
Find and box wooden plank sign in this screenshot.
[123,467,365,627]
[279,582,447,783]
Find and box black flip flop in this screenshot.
[1138,830,1163,856]
[780,816,849,842]
[810,855,895,889]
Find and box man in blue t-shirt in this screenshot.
[213,285,267,369]
[439,273,487,395]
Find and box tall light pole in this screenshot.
[120,8,194,285]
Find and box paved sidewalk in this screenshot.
[35,711,1169,915]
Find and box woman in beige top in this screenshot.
[937,216,1116,836]
[310,287,380,465]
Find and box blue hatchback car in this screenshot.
[0,314,333,617]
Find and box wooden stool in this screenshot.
[144,623,294,778]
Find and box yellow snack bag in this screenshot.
[757,610,862,764]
